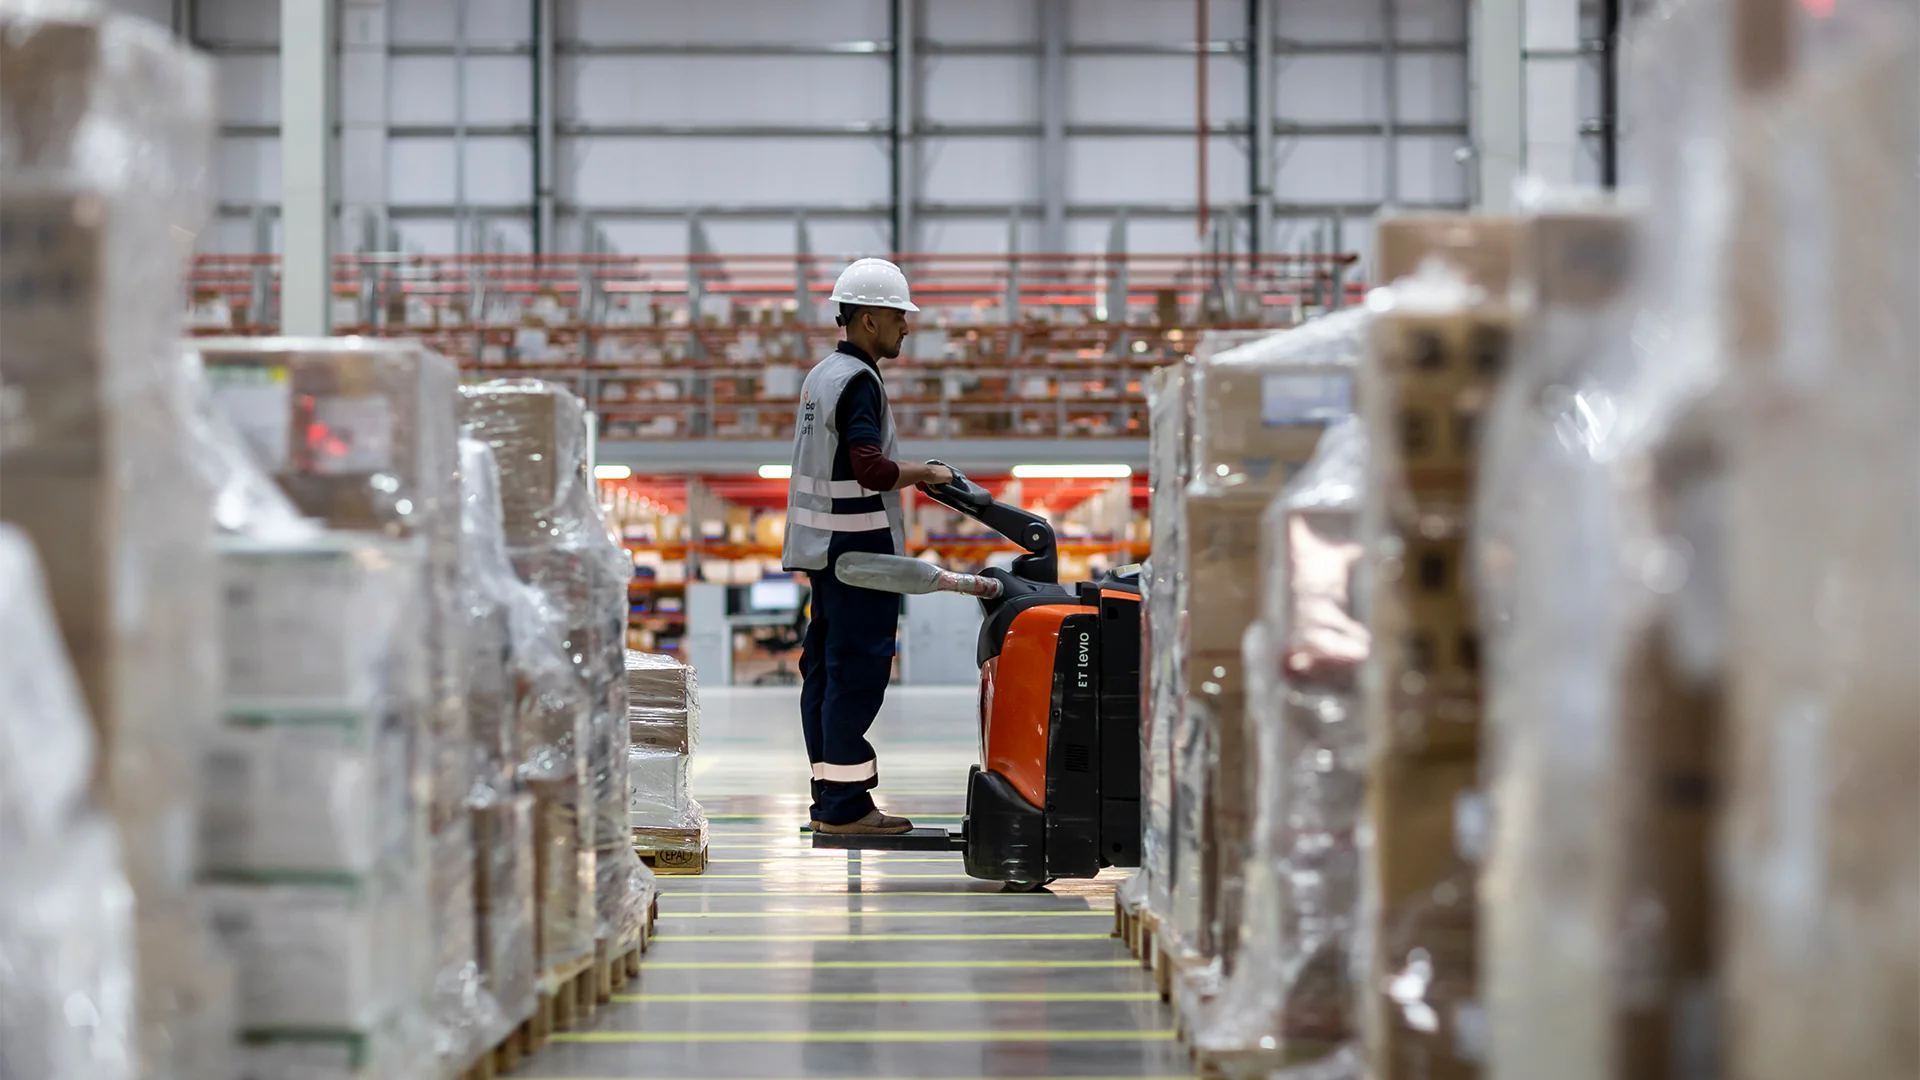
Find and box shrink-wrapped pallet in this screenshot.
[204,533,437,1070]
[625,649,708,867]
[1717,11,1919,1080]
[1355,265,1512,1080]
[461,379,647,967]
[1134,360,1189,926]
[0,525,138,1080]
[1191,418,1368,1077]
[0,7,234,1076]
[1168,314,1364,999]
[197,337,468,827]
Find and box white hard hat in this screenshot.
[829,257,919,313]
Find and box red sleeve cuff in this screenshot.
[848,442,901,492]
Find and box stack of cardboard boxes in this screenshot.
[0,11,236,1078]
[0,525,142,1080]
[458,380,653,986]
[625,650,707,869]
[196,338,505,1078]
[1190,413,1369,1076]
[1133,361,1190,934]
[1165,314,1362,1013]
[1355,243,1515,1080]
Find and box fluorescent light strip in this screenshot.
[592,464,632,480]
[758,463,793,479]
[1009,464,1133,479]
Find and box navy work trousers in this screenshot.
[799,565,900,825]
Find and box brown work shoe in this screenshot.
[811,810,914,835]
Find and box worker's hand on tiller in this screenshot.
[920,463,955,489]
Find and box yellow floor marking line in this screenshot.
[654,873,980,880]
[613,991,1160,1004]
[550,1029,1177,1045]
[637,959,1138,970]
[657,891,1064,898]
[653,931,1114,943]
[666,909,1109,918]
[516,1075,1194,1079]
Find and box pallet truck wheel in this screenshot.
[1002,879,1052,894]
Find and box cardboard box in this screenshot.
[1367,309,1512,503]
[474,796,537,1025]
[528,785,594,974]
[199,340,460,541]
[199,718,410,877]
[218,535,422,708]
[458,381,587,548]
[626,649,699,754]
[1374,213,1523,292]
[1363,754,1481,1080]
[628,746,692,827]
[204,872,424,1032]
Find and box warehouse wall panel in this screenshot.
[186,0,1475,261]
[918,137,1038,204]
[388,136,533,205]
[562,137,892,206]
[922,57,1038,125]
[564,56,891,126]
[391,0,531,43]
[1066,56,1246,126]
[566,0,890,43]
[1064,0,1242,45]
[389,56,534,125]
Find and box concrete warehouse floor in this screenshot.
[518,686,1186,1079]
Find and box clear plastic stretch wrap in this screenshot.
[1170,315,1365,992]
[0,525,137,1080]
[1716,11,1919,1080]
[197,337,469,830]
[205,534,438,1069]
[626,649,701,756]
[1355,265,1511,1080]
[0,6,236,1077]
[460,378,633,974]
[1191,418,1368,1078]
[1472,198,1682,1080]
[1137,360,1189,925]
[626,650,709,859]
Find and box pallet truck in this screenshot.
[810,465,1143,891]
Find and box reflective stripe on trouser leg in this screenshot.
[812,761,878,783]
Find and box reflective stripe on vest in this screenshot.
[791,475,880,500]
[788,506,892,533]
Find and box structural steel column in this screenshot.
[1037,0,1067,252]
[339,0,389,253]
[1248,0,1274,253]
[1522,0,1582,188]
[890,0,918,253]
[1472,0,1582,209]
[533,0,556,253]
[1469,0,1524,209]
[280,0,335,334]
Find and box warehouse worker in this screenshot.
[782,258,954,836]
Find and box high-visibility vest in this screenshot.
[780,350,905,571]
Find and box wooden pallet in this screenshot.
[1111,891,1157,963]
[458,894,664,1079]
[633,828,709,875]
